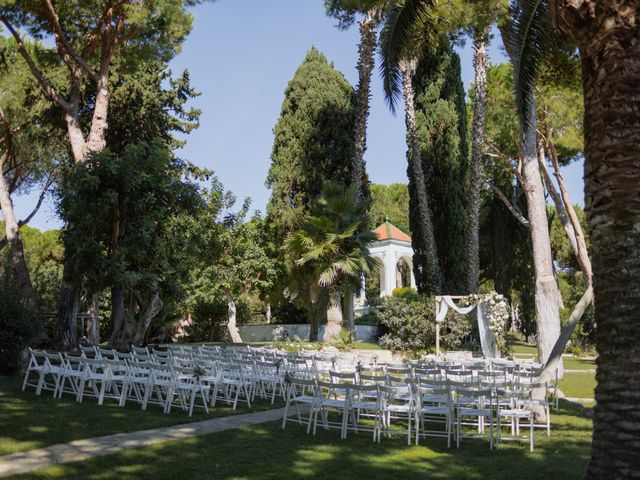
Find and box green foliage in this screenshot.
[265,47,358,324]
[409,37,468,294]
[369,183,410,233]
[509,0,557,134]
[558,272,595,351]
[482,60,582,165]
[107,61,201,154]
[391,286,419,301]
[2,1,198,68]
[288,182,378,299]
[378,295,436,355]
[266,47,356,235]
[356,310,380,325]
[330,328,357,350]
[439,310,480,352]
[0,287,37,373]
[59,140,205,338]
[1,224,64,314]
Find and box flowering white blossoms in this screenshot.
[462,291,510,355]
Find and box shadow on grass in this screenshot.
[13,401,592,480]
[0,375,283,457]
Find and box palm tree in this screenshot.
[288,182,378,341]
[379,2,443,294]
[325,1,380,203]
[510,1,640,476]
[466,25,490,293]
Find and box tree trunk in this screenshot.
[323,289,343,342]
[571,16,640,477]
[311,289,328,342]
[226,293,242,343]
[466,27,489,294]
[0,161,39,317]
[351,10,377,203]
[108,287,126,346]
[343,284,355,333]
[266,303,271,324]
[53,271,82,349]
[541,286,593,384]
[520,97,561,364]
[85,78,110,154]
[132,289,162,345]
[87,293,100,345]
[64,111,87,164]
[401,59,442,294]
[542,127,593,287]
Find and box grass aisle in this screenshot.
[12,401,592,480]
[0,376,281,457]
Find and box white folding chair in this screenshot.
[415,384,453,447]
[455,387,494,449]
[282,375,320,433]
[497,387,535,452]
[378,384,415,445]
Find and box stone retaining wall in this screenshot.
[237,324,380,343]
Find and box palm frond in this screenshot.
[378,0,432,114]
[510,0,556,134]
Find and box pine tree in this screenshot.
[266,47,356,236]
[408,38,469,294]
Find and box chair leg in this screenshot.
[282,399,290,429]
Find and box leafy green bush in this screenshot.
[440,310,480,351]
[392,287,420,301]
[330,329,356,350]
[378,295,436,355]
[356,310,380,325]
[0,289,37,374]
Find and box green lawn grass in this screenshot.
[13,401,592,480]
[0,375,282,457]
[562,357,596,371]
[559,372,596,399]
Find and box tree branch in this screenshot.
[485,137,526,187]
[41,0,100,83]
[0,16,73,113]
[486,182,531,228]
[537,134,578,254]
[538,109,593,288]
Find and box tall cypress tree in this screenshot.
[265,47,356,335]
[408,38,469,294]
[266,47,356,235]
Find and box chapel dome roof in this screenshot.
[373,222,411,243]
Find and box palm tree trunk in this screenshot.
[351,10,377,203]
[520,97,561,364]
[576,20,640,477]
[311,288,327,342]
[343,283,355,333]
[323,289,343,342]
[466,26,490,294]
[400,59,442,294]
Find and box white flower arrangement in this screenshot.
[461,291,510,355]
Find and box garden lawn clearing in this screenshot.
[11,401,592,480]
[0,375,282,457]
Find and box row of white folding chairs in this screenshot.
[292,364,552,438]
[23,350,215,416]
[282,374,542,451]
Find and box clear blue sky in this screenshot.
[12,0,585,231]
